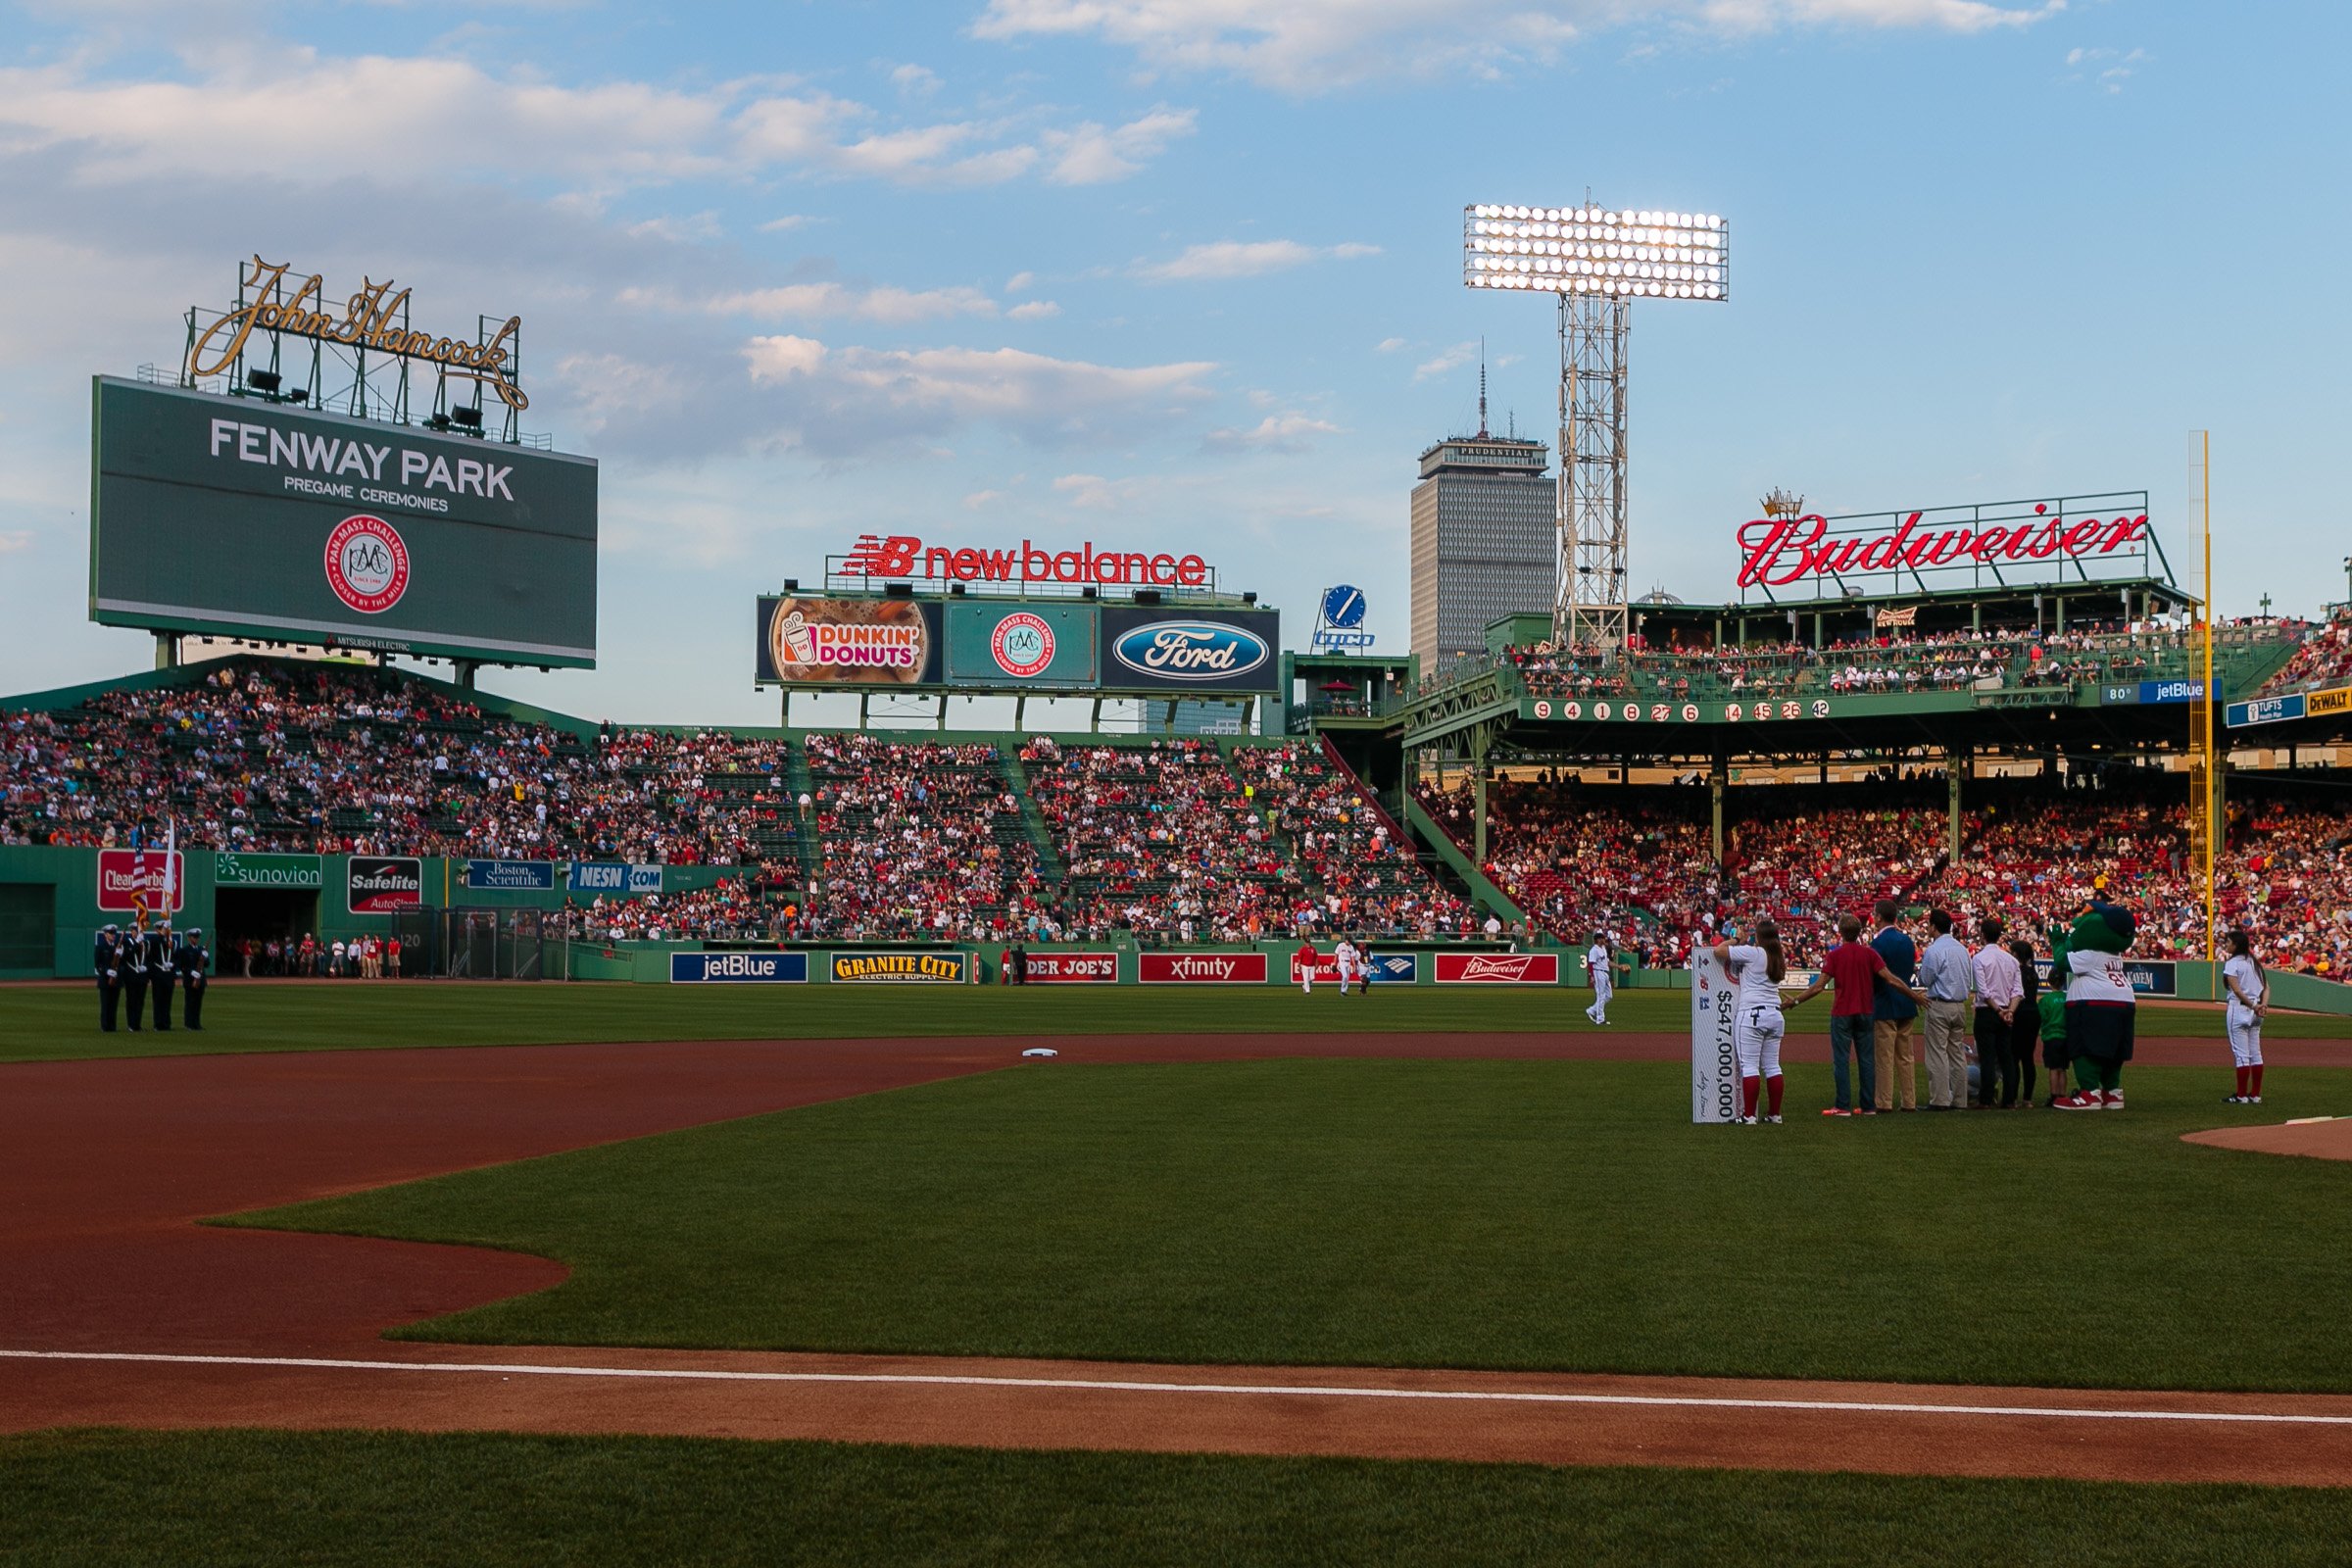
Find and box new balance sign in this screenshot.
[671,951,808,984]
[1140,952,1269,984]
[1434,952,1559,984]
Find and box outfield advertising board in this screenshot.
[670,951,808,984]
[1139,951,1268,984]
[945,602,1099,687]
[2032,956,2178,998]
[1098,607,1282,694]
[89,377,598,666]
[829,950,969,983]
[1434,951,1558,984]
[213,851,321,890]
[347,856,422,914]
[568,861,664,896]
[756,595,943,686]
[463,858,555,891]
[1007,951,1119,983]
[95,850,185,913]
[1690,950,1740,1124]
[2227,693,2305,728]
[1291,951,1420,985]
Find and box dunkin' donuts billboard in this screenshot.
[1139,951,1269,984]
[756,596,942,686]
[1433,951,1560,984]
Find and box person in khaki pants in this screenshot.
[1869,900,1921,1110]
[1916,907,1976,1109]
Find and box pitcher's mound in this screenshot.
[2182,1118,2352,1163]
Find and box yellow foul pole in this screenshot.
[2192,431,2218,993]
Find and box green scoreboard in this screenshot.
[89,376,598,667]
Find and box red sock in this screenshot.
[1741,1075,1761,1117]
[1767,1074,1786,1116]
[2251,1064,2264,1098]
[2236,1066,2251,1098]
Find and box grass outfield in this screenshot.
[241,1057,2352,1393]
[7,1430,2351,1567]
[4,979,2342,1063]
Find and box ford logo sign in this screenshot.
[1111,620,1270,682]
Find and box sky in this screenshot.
[1,0,2345,726]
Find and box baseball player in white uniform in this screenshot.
[2222,929,2268,1103]
[1334,938,1360,996]
[1711,921,1789,1123]
[1585,932,1614,1025]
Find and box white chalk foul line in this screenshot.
[5,1348,2352,1428]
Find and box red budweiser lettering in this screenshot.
[846,533,1211,590]
[1736,505,2148,590]
[1140,951,1270,984]
[1435,951,1560,985]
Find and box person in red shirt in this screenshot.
[1790,912,1927,1116]
[1293,938,1319,996]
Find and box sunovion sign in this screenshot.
[1734,492,2155,600]
[1101,609,1281,693]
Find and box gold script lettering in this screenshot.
[185,259,529,411]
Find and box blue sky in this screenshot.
[2,0,2344,724]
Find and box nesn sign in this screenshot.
[1110,620,1270,681]
[670,951,808,983]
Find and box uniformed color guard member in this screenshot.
[122,918,150,1032]
[147,920,176,1032]
[176,926,211,1032]
[94,923,124,1032]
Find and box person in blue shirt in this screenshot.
[1869,899,1920,1111]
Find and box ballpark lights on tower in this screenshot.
[1465,203,1732,656]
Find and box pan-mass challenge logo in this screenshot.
[323,514,411,613]
[990,612,1056,678]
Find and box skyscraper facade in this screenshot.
[1409,434,1555,672]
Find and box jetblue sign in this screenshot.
[2102,679,2205,707]
[1099,608,1281,693]
[569,861,664,896]
[670,950,808,984]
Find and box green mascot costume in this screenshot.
[2051,898,2137,1109]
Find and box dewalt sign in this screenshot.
[828,950,969,984]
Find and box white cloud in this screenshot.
[1413,341,1478,380]
[744,337,1216,450]
[0,530,31,554]
[1007,299,1061,319]
[890,63,943,96]
[1200,413,1342,454]
[1374,336,1406,353]
[0,47,1170,193]
[963,489,1007,509]
[693,281,1004,325]
[1134,238,1378,282]
[1041,105,1198,183]
[1052,472,1153,510]
[1005,270,1037,292]
[758,214,822,232]
[976,0,2061,92]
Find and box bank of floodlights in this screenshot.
[1463,204,1729,300]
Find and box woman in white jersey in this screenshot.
[2222,929,2269,1104]
[1710,920,1790,1124]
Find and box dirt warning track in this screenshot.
[5,1031,2351,1486]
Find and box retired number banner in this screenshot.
[1690,950,1740,1124]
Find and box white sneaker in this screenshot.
[1766,1114,1784,1124]
[2249,1096,2264,1104]
[2223,1095,2245,1104]
[1737,1114,1759,1125]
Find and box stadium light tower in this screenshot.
[1464,203,1730,654]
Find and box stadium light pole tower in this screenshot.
[1464,202,1729,654]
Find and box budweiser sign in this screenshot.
[843,533,1211,589]
[1736,499,2150,591]
[1140,951,1269,984]
[1435,951,1560,985]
